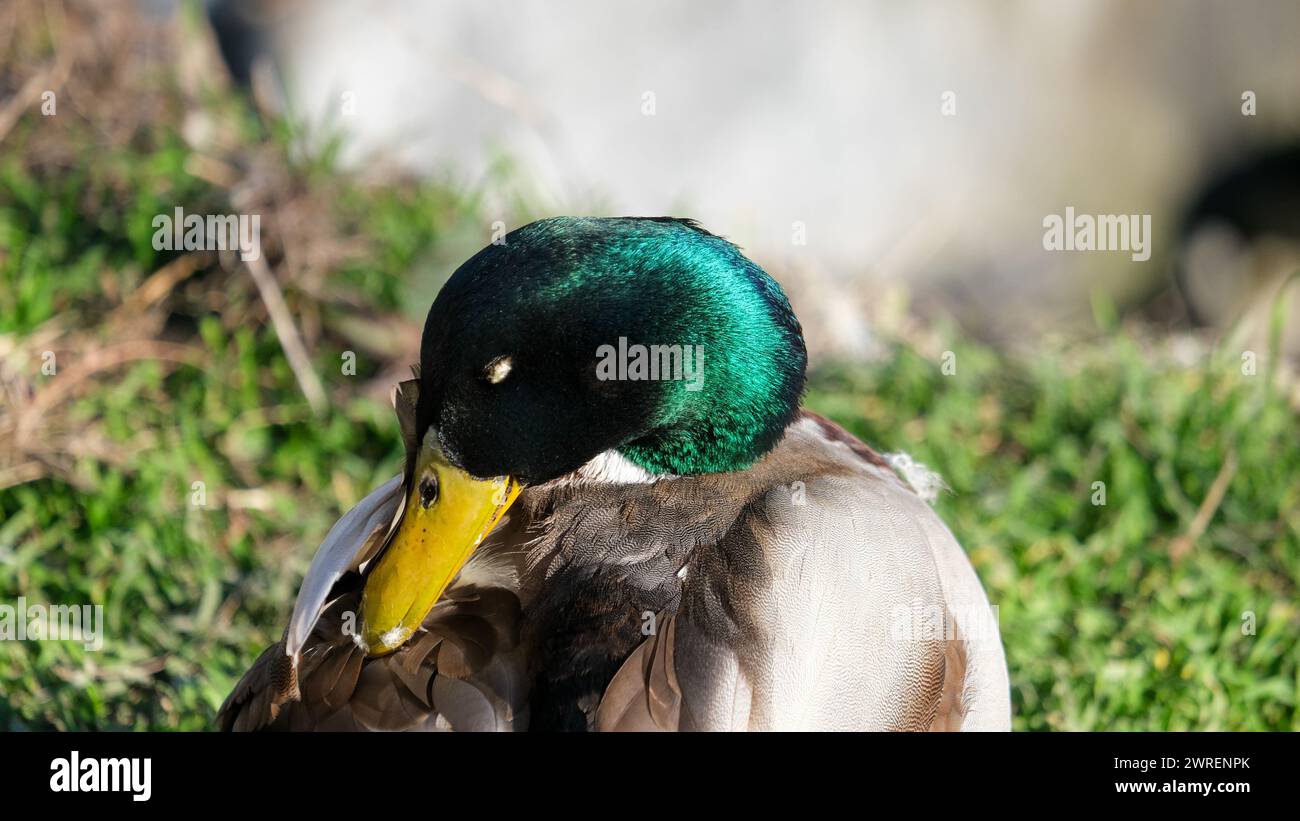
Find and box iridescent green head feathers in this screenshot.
[416,217,807,482]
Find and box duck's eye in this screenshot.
[484,355,513,384]
[417,474,439,509]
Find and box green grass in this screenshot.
[1,13,1297,731]
[809,335,1299,730]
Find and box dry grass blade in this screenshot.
[244,254,328,416]
[1169,448,1240,562]
[0,51,74,144]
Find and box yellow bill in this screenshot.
[358,436,520,656]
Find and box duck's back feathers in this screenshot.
[591,411,1002,730]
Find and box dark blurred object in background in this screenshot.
[1177,143,1300,356]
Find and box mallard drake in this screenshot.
[218,216,1010,731]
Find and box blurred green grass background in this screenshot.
[1,3,1297,731]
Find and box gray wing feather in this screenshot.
[594,463,1008,731]
[286,474,402,656]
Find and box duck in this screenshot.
[217,216,1011,731]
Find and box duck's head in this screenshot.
[358,217,806,654]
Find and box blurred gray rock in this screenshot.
[209,0,1300,352]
